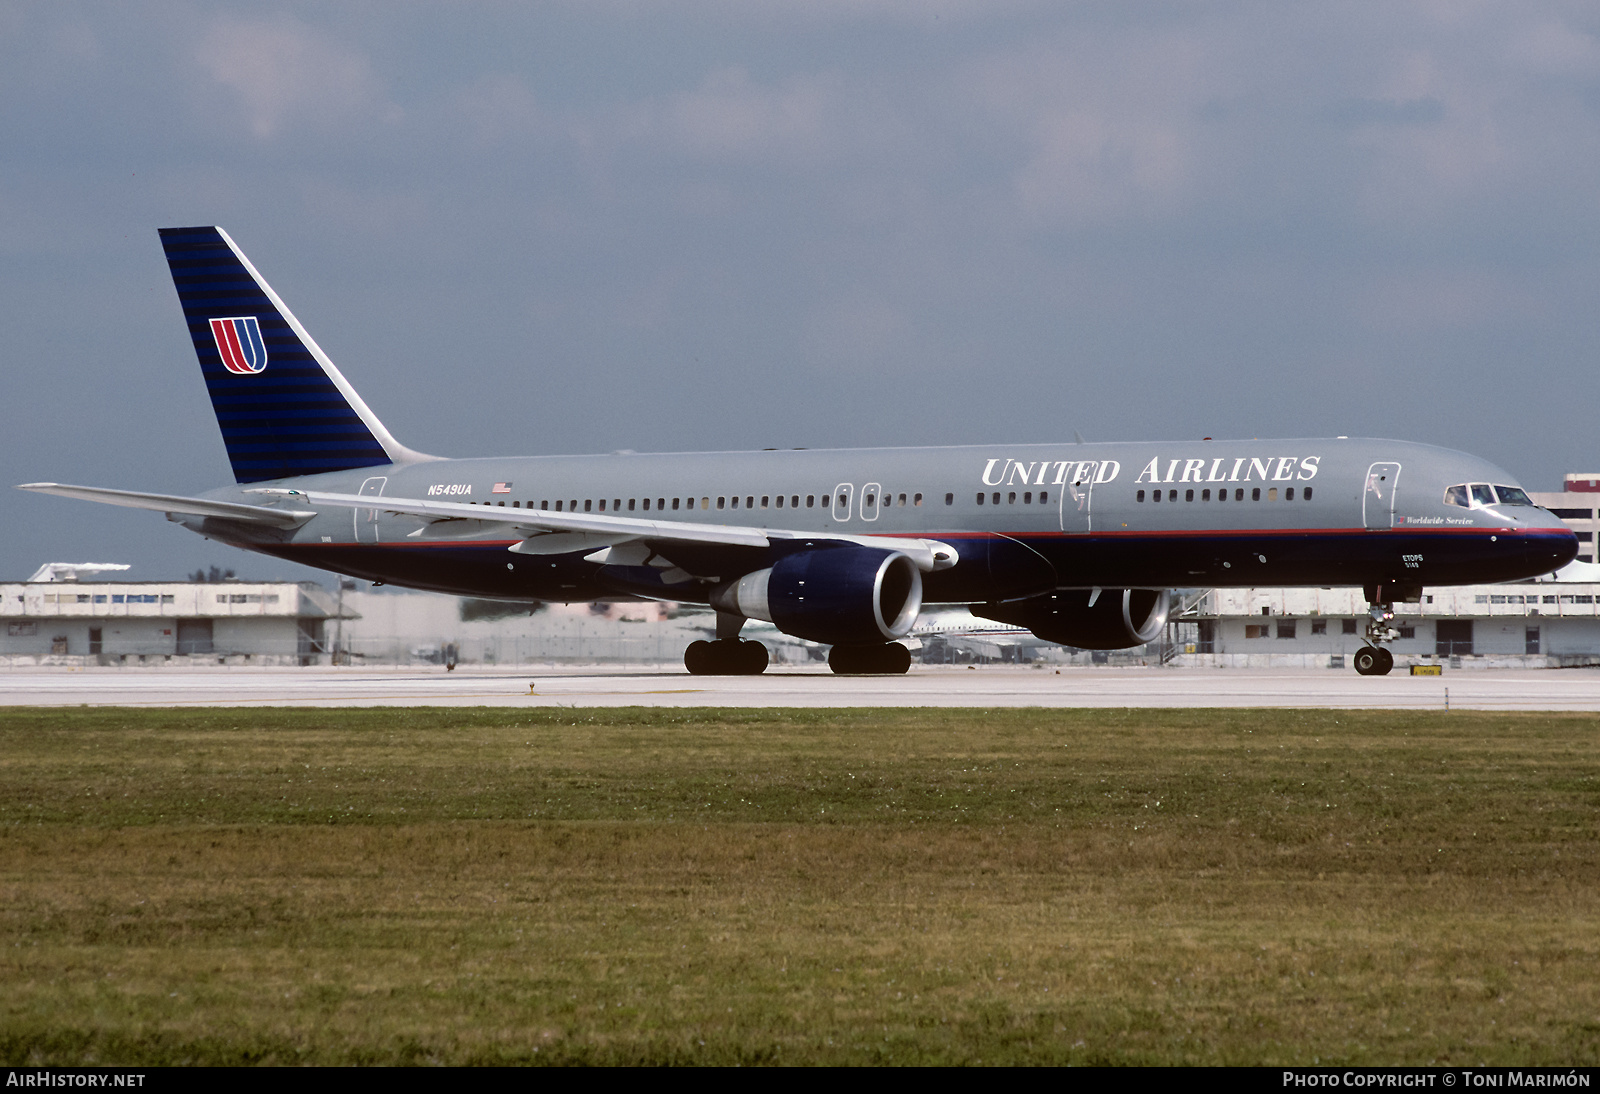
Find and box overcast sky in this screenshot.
[4,1,1600,582]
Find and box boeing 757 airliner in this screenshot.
[18,227,1578,675]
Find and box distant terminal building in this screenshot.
[1176,581,1600,669]
[1,571,356,666]
[1531,473,1600,565]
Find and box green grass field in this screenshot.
[2,706,1597,1065]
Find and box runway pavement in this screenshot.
[2,664,1598,709]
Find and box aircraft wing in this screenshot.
[17,483,317,528]
[255,488,957,572]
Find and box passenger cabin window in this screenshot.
[944,493,953,505]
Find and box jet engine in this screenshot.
[711,546,923,646]
[973,588,1169,650]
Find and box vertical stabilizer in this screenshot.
[159,226,423,483]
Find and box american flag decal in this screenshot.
[492,482,512,493]
[209,316,268,374]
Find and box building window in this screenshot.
[1396,625,1415,639]
[1526,627,1541,654]
[1342,619,1358,634]
[1311,619,1327,635]
[1246,624,1269,639]
[1276,620,1296,639]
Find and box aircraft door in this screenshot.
[356,476,387,543]
[1059,461,1094,534]
[1363,463,1401,530]
[860,482,881,522]
[832,484,853,522]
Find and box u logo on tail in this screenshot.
[209,316,267,374]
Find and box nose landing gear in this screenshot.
[1354,598,1401,676]
[1352,644,1394,676]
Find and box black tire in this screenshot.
[878,643,912,675]
[829,643,911,675]
[1375,646,1394,675]
[1353,646,1380,676]
[684,640,714,675]
[740,640,769,675]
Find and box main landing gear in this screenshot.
[828,643,912,675]
[684,638,769,675]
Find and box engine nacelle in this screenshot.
[974,588,1169,650]
[711,546,923,645]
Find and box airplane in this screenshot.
[18,226,1578,677]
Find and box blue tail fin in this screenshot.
[159,226,418,484]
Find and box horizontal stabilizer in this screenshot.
[17,483,316,528]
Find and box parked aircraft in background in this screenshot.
[19,228,1578,675]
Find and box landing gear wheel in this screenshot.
[684,640,714,675]
[1353,646,1394,676]
[684,638,768,676]
[827,643,912,675]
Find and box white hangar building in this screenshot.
[0,572,355,666]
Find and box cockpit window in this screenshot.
[1447,482,1535,509]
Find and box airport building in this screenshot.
[0,574,355,666]
[1530,473,1600,565]
[1171,580,1600,669]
